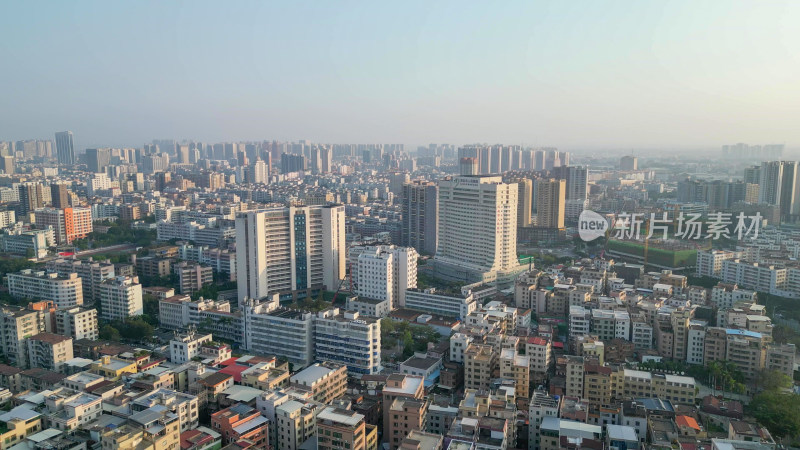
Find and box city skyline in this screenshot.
[2,1,800,151]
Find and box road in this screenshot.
[36,243,139,263]
[75,243,138,257]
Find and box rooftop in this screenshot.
[317,406,363,427]
[29,332,72,345]
[290,362,343,386]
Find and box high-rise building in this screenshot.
[535,179,566,229]
[553,165,588,201]
[401,181,438,255]
[758,161,800,222]
[0,305,48,367]
[459,157,478,175]
[18,183,44,216]
[236,205,346,304]
[34,207,93,245]
[249,159,270,184]
[435,175,519,282]
[55,131,75,165]
[50,183,70,208]
[47,257,115,303]
[313,310,383,375]
[350,245,417,308]
[99,276,143,321]
[281,153,307,173]
[508,178,533,227]
[85,148,111,173]
[744,165,761,185]
[620,155,638,171]
[0,156,14,174]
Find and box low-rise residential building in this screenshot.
[464,344,496,392]
[317,406,369,450]
[0,406,43,449]
[345,296,392,318]
[382,374,425,444]
[275,400,319,450]
[210,403,269,447]
[169,329,213,364]
[174,261,214,295]
[45,390,103,431]
[404,288,477,319]
[399,353,443,389]
[290,362,348,404]
[386,398,429,450]
[131,388,200,433]
[499,348,530,399]
[91,355,138,380]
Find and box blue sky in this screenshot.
[2,1,799,151]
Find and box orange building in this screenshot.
[210,403,269,448]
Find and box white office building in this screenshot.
[99,276,143,321]
[404,288,477,319]
[350,245,417,308]
[236,205,346,305]
[314,309,382,376]
[6,270,83,308]
[434,175,521,286]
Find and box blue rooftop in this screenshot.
[725,329,762,339]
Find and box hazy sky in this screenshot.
[2,1,799,151]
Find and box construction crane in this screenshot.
[331,259,355,306]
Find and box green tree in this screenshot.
[749,391,800,439]
[119,318,154,342]
[380,318,395,334]
[755,369,793,392]
[100,324,121,341]
[143,294,160,323]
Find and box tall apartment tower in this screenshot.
[0,156,14,174]
[744,165,761,185]
[85,148,110,173]
[401,181,438,255]
[553,165,588,201]
[17,183,44,216]
[536,179,566,229]
[758,161,800,222]
[620,155,638,171]
[459,157,478,175]
[508,178,533,227]
[236,205,346,305]
[435,175,519,277]
[55,131,75,165]
[51,183,70,208]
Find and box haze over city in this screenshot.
[3,3,800,450]
[2,0,800,152]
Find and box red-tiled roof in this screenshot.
[676,415,700,431]
[219,365,248,382]
[527,337,548,346]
